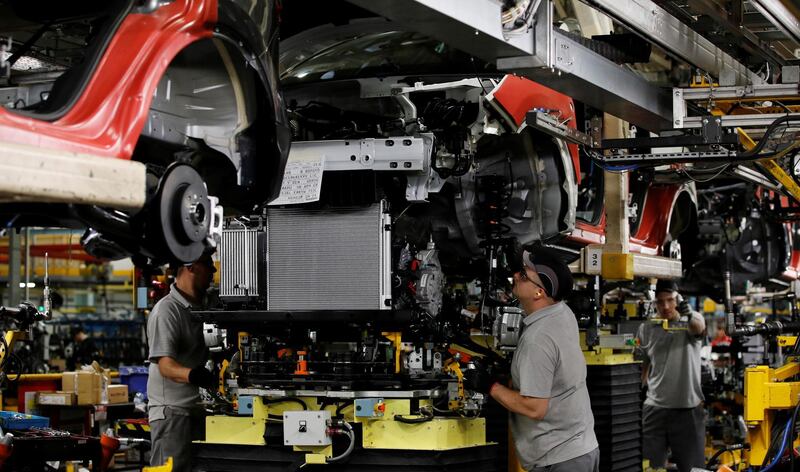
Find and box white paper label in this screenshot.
[269,157,325,206]
[39,395,67,405]
[586,247,602,274]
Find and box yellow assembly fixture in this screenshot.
[143,458,173,472]
[203,396,269,446]
[355,399,487,450]
[202,394,489,458]
[443,359,467,411]
[744,362,800,466]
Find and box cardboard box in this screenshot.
[90,361,111,404]
[107,384,128,404]
[62,371,101,405]
[37,391,76,406]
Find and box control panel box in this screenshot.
[283,410,332,446]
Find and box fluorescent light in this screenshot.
[18,282,35,288]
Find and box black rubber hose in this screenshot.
[393,414,433,424]
[739,115,800,158]
[706,443,747,469]
[394,410,434,424]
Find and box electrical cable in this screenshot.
[681,164,732,183]
[707,444,747,469]
[790,400,800,472]
[762,418,792,471]
[326,421,355,463]
[740,115,800,158]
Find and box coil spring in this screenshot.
[477,175,512,242]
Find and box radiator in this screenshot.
[265,201,391,310]
[219,227,266,300]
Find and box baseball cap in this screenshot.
[655,279,679,295]
[520,246,573,301]
[169,249,216,273]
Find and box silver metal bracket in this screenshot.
[526,111,595,147]
[673,84,800,129]
[206,196,224,249]
[601,150,738,165]
[290,138,426,172]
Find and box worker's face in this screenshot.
[512,267,546,302]
[655,291,678,320]
[189,255,216,294]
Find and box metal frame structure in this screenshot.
[348,0,770,131]
[673,83,800,129]
[577,0,764,86]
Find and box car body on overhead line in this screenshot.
[0,0,290,263]
[279,18,698,268]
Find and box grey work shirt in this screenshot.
[510,302,599,469]
[147,284,208,420]
[636,312,704,409]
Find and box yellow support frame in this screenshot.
[357,399,487,450]
[738,128,800,203]
[203,396,268,445]
[744,363,800,466]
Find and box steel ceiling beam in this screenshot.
[577,0,764,85]
[751,0,800,46]
[500,29,674,131]
[688,0,787,67]
[348,0,673,131]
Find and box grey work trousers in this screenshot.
[531,447,600,472]
[150,407,206,472]
[642,404,705,472]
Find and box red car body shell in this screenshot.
[489,75,687,256]
[0,0,215,158]
[487,74,581,184]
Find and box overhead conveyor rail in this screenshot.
[348,0,766,132]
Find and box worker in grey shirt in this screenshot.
[636,279,705,472]
[147,252,217,472]
[488,247,599,472]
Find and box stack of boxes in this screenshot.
[37,363,129,407]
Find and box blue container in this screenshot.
[119,366,149,399]
[0,411,49,430]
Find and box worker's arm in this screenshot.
[688,311,705,336]
[490,384,549,420]
[157,356,191,384]
[635,322,649,387]
[640,360,650,387]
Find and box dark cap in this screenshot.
[655,279,679,295]
[169,248,216,273]
[521,246,573,301]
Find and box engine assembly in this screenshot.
[194,73,579,468]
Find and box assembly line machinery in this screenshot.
[178,0,800,470]
[0,0,798,470]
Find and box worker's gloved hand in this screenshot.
[677,298,693,318]
[463,360,507,396]
[188,366,217,389]
[463,362,493,395]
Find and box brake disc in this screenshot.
[157,164,210,262]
